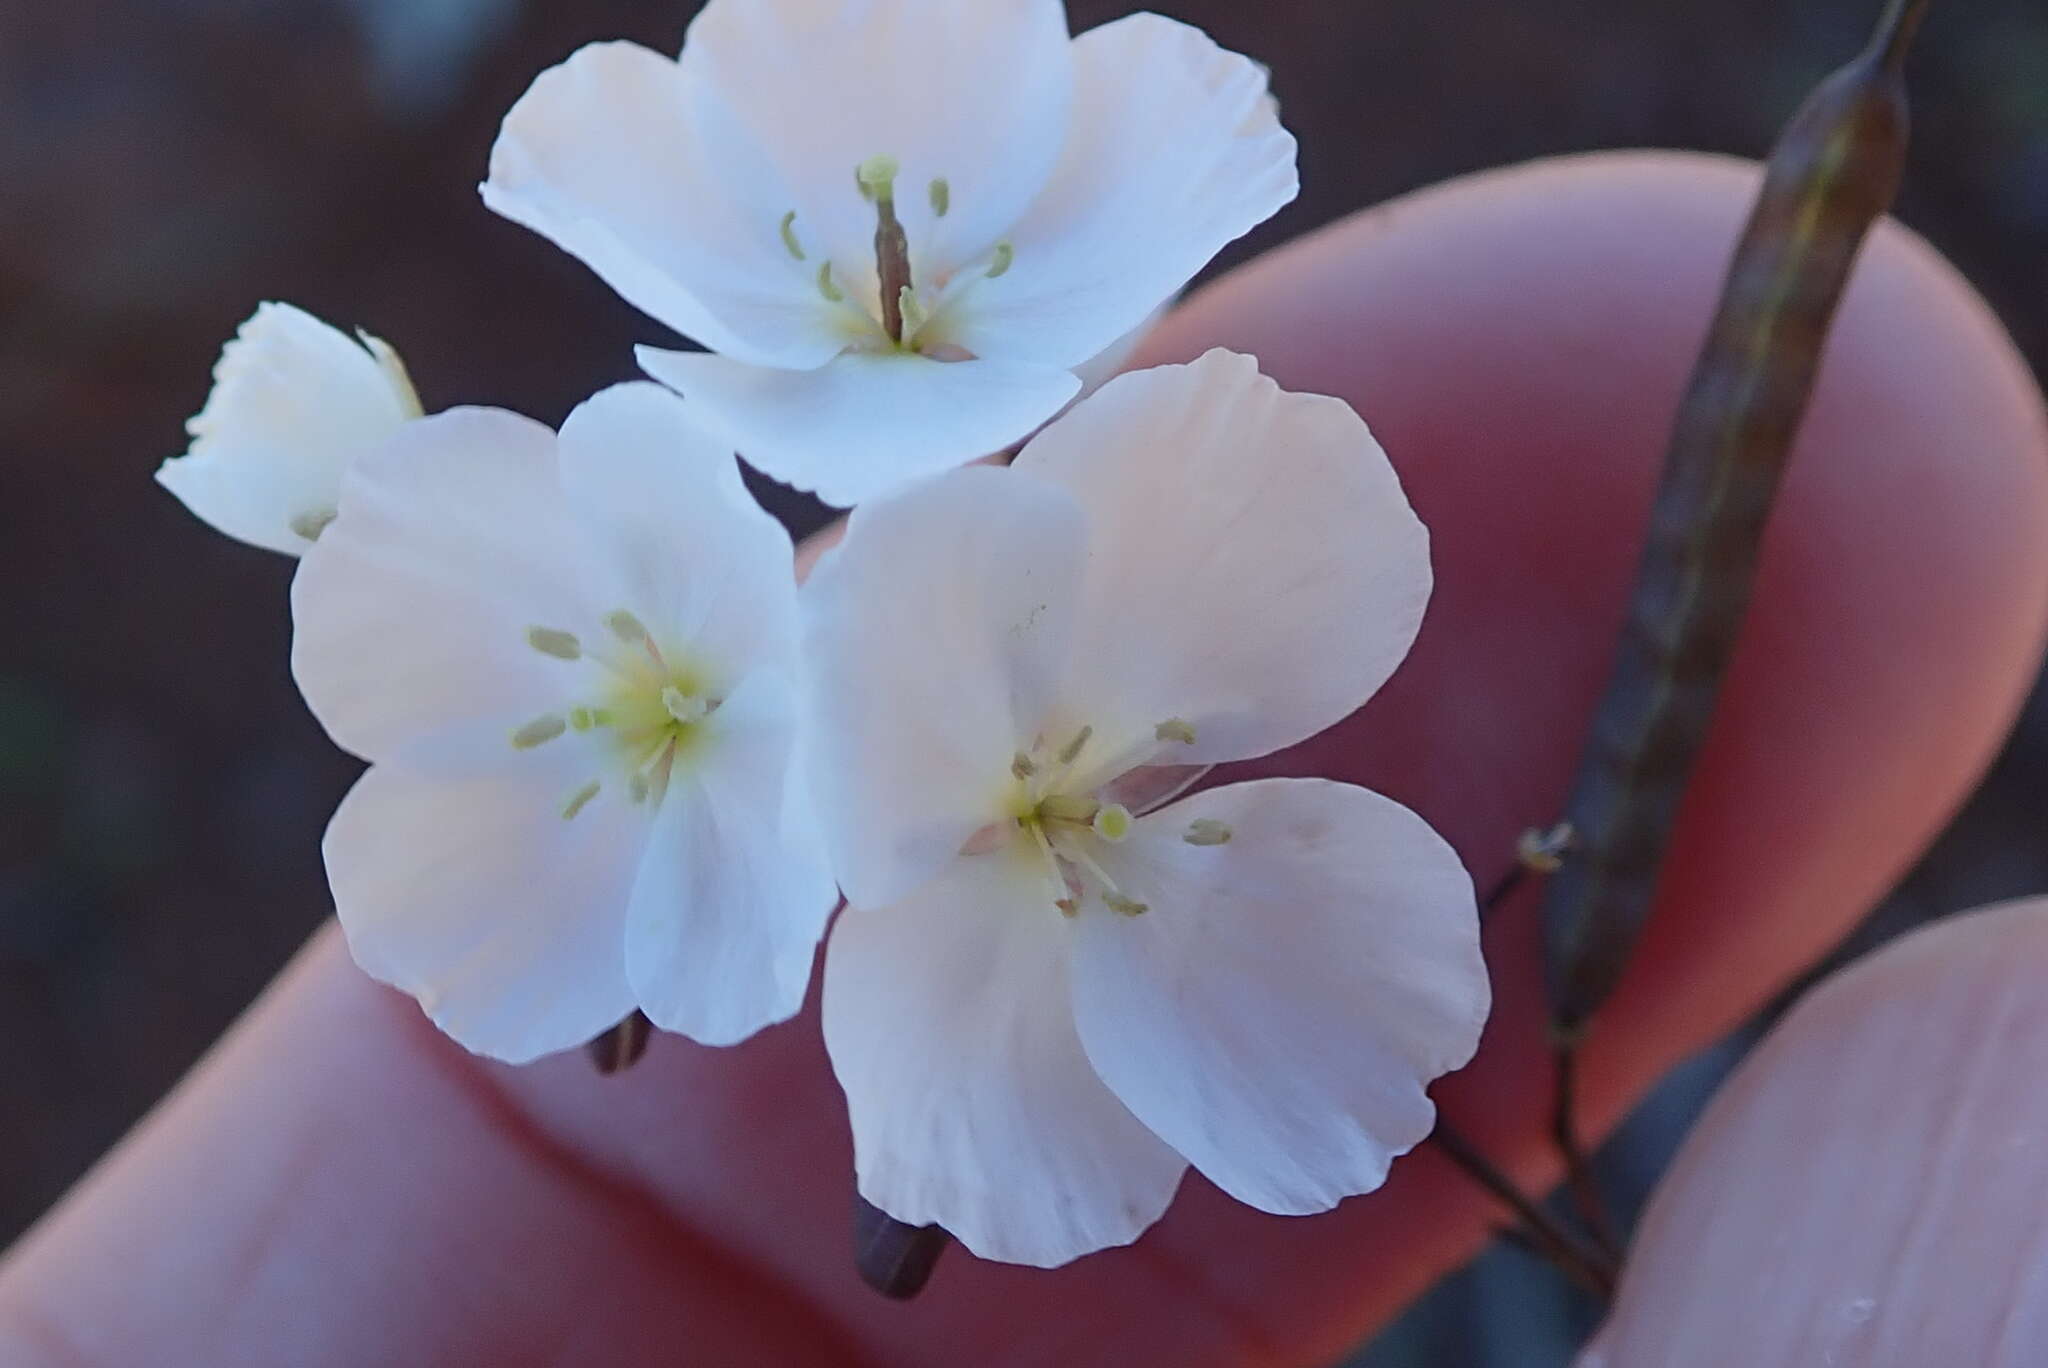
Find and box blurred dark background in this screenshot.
[2,1,2044,1363]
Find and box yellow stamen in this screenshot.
[929,177,950,217]
[604,609,649,644]
[1025,817,1069,913]
[986,241,1014,279]
[1183,818,1232,846]
[816,261,844,303]
[526,626,581,660]
[290,509,336,542]
[1058,725,1093,765]
[511,714,566,750]
[779,210,806,260]
[561,781,601,820]
[899,285,929,335]
[1154,717,1197,746]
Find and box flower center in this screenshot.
[972,717,1217,920]
[512,610,721,818]
[778,155,1014,357]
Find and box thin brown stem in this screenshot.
[1432,1120,1618,1299]
[1550,1043,1622,1261]
[1480,863,1527,919]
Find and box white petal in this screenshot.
[825,857,1185,1267]
[800,464,1084,909]
[638,347,1079,507]
[680,0,1072,279]
[555,383,798,689]
[942,14,1297,369]
[325,725,645,1065]
[1020,350,1431,765]
[289,407,599,762]
[482,41,842,370]
[1069,779,1488,1215]
[158,302,420,556]
[1067,301,1167,403]
[624,670,837,1046]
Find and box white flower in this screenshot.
[290,382,836,1063]
[157,302,423,556]
[802,350,1490,1266]
[481,0,1297,507]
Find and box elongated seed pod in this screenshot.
[1543,0,1928,1040]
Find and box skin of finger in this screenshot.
[1580,896,2048,1367]
[3,150,2044,1367]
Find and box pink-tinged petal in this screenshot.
[944,14,1296,369]
[800,463,1084,908]
[483,41,842,370]
[1071,778,1486,1215]
[554,383,799,689]
[290,407,599,762]
[825,856,1186,1267]
[1021,350,1431,765]
[679,0,1072,281]
[624,670,837,1046]
[324,724,644,1065]
[638,346,1079,507]
[1586,899,2048,1368]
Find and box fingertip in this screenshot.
[1588,897,2048,1366]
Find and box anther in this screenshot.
[290,509,336,542]
[1058,725,1093,765]
[1092,803,1133,843]
[1011,751,1037,780]
[511,714,567,750]
[779,210,806,260]
[986,241,1014,279]
[1517,821,1575,873]
[604,609,649,643]
[1154,717,1196,745]
[526,626,582,660]
[561,781,601,820]
[928,177,950,217]
[1104,893,1149,917]
[1183,818,1232,846]
[1054,897,1079,918]
[816,260,844,303]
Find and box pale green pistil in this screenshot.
[787,159,1016,354]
